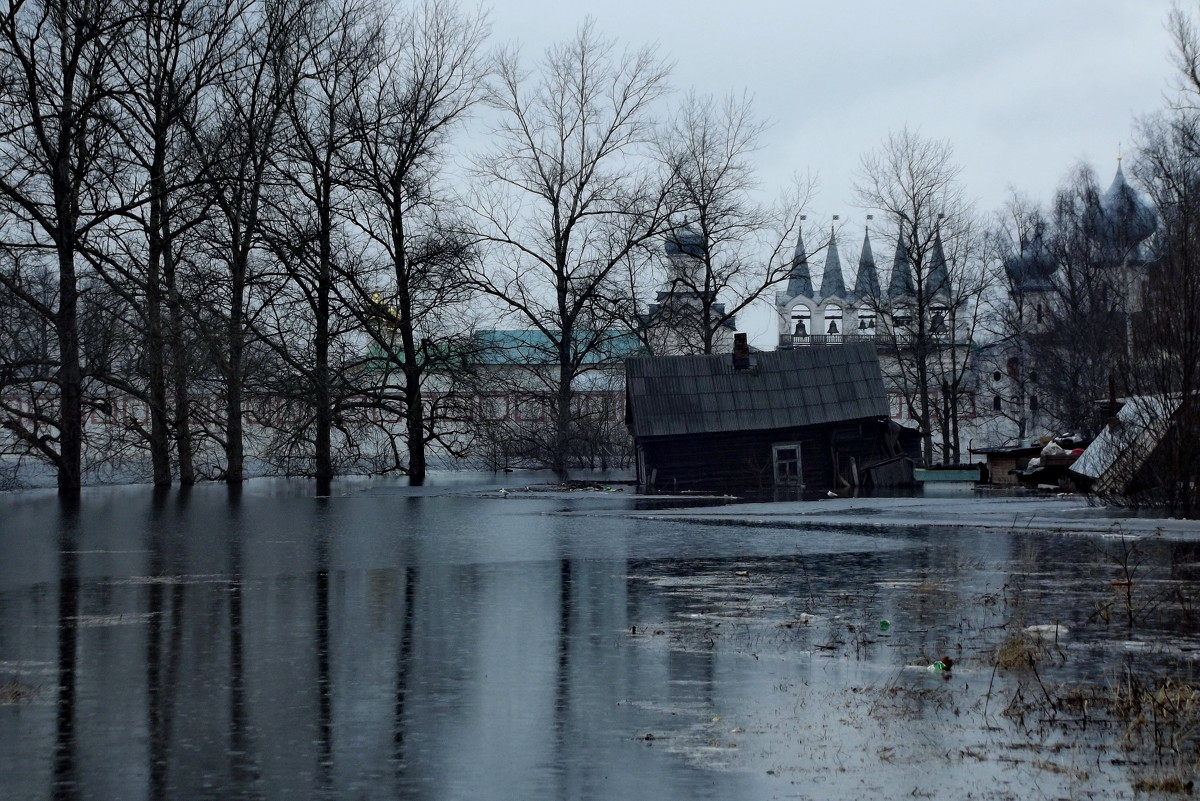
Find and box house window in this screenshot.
[992,395,1002,411]
[514,395,547,422]
[481,394,509,421]
[772,443,803,486]
[1029,395,1039,413]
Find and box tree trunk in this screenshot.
[56,246,82,493]
[404,364,425,485]
[165,235,195,485]
[225,269,245,484]
[314,192,333,484]
[146,155,172,486]
[555,350,572,478]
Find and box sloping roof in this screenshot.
[1072,395,1179,491]
[626,343,889,438]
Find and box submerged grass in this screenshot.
[0,678,39,704]
[621,526,1200,797]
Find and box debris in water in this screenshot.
[1023,624,1069,638]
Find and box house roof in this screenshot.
[625,343,889,438]
[1071,395,1179,491]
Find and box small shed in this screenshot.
[968,444,1043,487]
[625,343,918,492]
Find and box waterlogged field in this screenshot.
[614,519,1200,798]
[1,478,1199,800]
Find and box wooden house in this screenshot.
[625,343,919,492]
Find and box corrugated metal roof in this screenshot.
[625,344,889,438]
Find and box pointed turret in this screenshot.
[887,231,915,299]
[784,220,813,300]
[854,221,881,300]
[819,225,849,302]
[925,226,951,298]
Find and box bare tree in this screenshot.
[646,90,810,355]
[854,128,973,464]
[468,21,671,476]
[85,0,241,486]
[0,0,145,490]
[927,217,990,463]
[1122,113,1200,515]
[255,0,384,486]
[185,0,307,483]
[345,0,488,485]
[982,192,1053,443]
[1032,165,1135,437]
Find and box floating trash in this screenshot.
[1024,624,1069,638]
[926,656,954,672]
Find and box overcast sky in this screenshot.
[485,0,1180,343]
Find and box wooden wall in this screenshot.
[637,418,908,492]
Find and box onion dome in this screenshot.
[854,224,881,300]
[1003,232,1056,294]
[665,227,705,259]
[1099,163,1156,248]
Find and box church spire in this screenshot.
[925,218,951,298]
[784,215,813,299]
[854,216,881,300]
[887,229,915,299]
[819,218,848,301]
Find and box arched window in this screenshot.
[824,304,842,336]
[930,305,948,335]
[790,306,811,338]
[992,395,1002,411]
[992,370,1002,382]
[1029,395,1039,413]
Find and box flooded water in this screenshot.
[2,475,1200,800]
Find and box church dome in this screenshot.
[665,228,705,259]
[1099,163,1157,248]
[1004,233,1056,294]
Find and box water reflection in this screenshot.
[54,495,80,801]
[2,478,1199,800]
